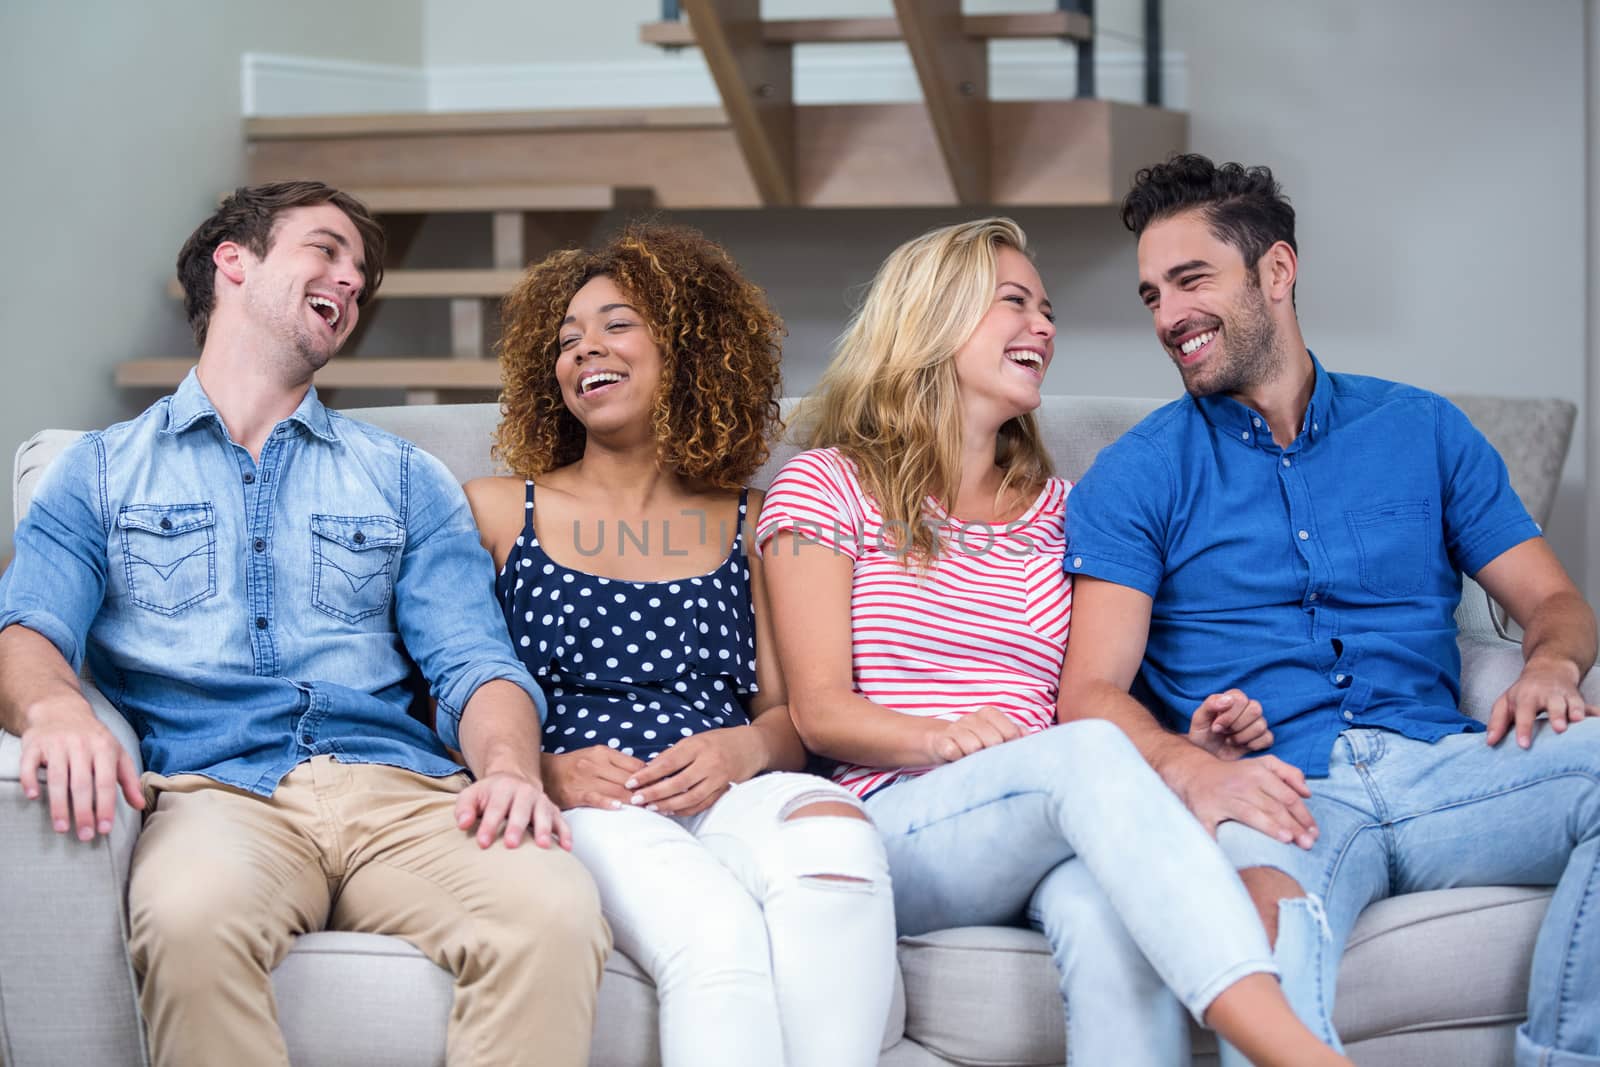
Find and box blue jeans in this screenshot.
[1211,721,1600,1067]
[863,719,1276,1066]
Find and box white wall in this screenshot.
[0,0,424,558]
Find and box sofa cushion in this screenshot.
[895,886,1550,1067]
[272,932,452,1067]
[270,930,906,1067]
[897,926,1062,1066]
[1333,885,1548,1046]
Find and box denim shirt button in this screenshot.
[159,517,172,530]
[1343,710,1354,721]
[253,539,266,553]
[243,472,255,485]
[353,531,366,545]
[255,616,268,630]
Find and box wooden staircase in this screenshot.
[120,2,1183,404]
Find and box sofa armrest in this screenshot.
[1458,635,1600,727]
[0,683,148,1066]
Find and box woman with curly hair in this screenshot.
[466,223,896,1067]
[758,218,1351,1066]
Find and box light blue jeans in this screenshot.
[863,719,1277,1066]
[1208,721,1600,1067]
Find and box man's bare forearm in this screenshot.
[0,626,87,735]
[1521,590,1598,682]
[455,678,546,783]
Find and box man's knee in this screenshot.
[477,848,609,967]
[1239,865,1305,947]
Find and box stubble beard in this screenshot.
[1177,281,1280,399]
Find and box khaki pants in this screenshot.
[128,756,609,1067]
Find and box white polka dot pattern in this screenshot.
[496,482,759,760]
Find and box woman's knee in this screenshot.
[1011,719,1141,788]
[772,801,890,889]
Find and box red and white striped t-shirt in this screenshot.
[756,447,1073,798]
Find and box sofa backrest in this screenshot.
[14,393,1575,641]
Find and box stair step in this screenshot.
[245,100,1185,209]
[640,12,1092,47]
[117,358,501,391]
[350,183,647,214]
[246,106,729,141]
[165,269,525,302]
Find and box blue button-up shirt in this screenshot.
[0,371,545,796]
[1064,356,1540,776]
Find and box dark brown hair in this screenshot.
[495,223,784,489]
[175,180,386,347]
[1122,154,1297,267]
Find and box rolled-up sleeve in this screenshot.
[0,434,109,671]
[1062,433,1172,597]
[393,445,545,752]
[1434,397,1542,577]
[756,448,866,560]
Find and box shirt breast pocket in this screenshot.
[117,503,217,616]
[1346,500,1433,599]
[310,514,405,623]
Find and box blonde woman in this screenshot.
[758,218,1350,1067]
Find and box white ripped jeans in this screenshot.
[563,771,897,1067]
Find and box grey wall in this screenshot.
[421,0,1590,590]
[0,0,423,559]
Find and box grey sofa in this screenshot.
[2,392,1590,1067]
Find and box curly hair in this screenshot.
[495,223,784,489]
[1122,153,1296,270]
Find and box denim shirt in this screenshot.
[0,371,545,795]
[1065,356,1540,776]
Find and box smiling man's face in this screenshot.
[239,202,367,371]
[1136,209,1280,398]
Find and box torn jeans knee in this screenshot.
[1273,893,1341,1050]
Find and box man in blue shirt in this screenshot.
[1060,155,1600,1066]
[0,182,608,1066]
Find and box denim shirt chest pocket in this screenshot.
[117,503,218,616]
[310,513,406,623]
[1345,500,1433,598]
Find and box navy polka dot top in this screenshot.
[496,482,758,761]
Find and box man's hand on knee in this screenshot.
[1170,754,1318,850]
[455,771,572,852]
[19,695,144,842]
[1488,657,1598,750]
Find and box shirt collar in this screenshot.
[163,367,339,444]
[1194,349,1330,449]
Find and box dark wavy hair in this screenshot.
[494,223,784,489]
[176,180,385,347]
[1121,154,1296,274]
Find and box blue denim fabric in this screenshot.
[0,371,544,795]
[1065,355,1541,775]
[863,720,1275,1066]
[1213,724,1600,1067]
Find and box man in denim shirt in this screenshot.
[0,182,608,1067]
[1059,156,1600,1066]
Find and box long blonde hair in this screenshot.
[801,217,1054,565]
